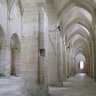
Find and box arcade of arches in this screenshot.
[1,0,96,96]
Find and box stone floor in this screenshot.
[49,73,96,96]
[0,74,96,96]
[0,77,24,96]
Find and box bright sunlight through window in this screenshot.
[80,61,84,70]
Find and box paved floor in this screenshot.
[0,74,96,96]
[49,73,96,96]
[0,77,24,96]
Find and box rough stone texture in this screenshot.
[0,0,96,96]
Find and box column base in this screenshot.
[49,80,63,87]
[22,71,49,96]
[63,75,67,82]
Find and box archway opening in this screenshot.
[80,61,84,70]
[75,53,86,74]
[10,33,21,76]
[0,25,5,76]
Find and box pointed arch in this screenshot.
[0,25,5,75]
[10,33,21,76]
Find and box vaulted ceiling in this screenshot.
[0,0,96,63]
[52,0,96,62]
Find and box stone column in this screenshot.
[69,50,74,77]
[89,46,94,78]
[62,41,67,81]
[4,3,11,77]
[71,57,75,76]
[57,33,64,86]
[91,44,95,78]
[86,58,90,76]
[65,44,69,78]
[38,4,48,95]
[21,1,48,95]
[47,29,59,85]
[73,58,76,75]
[93,39,96,81]
[92,26,96,80]
[59,39,65,85]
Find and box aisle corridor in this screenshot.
[49,73,96,96]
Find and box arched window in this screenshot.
[80,61,84,69]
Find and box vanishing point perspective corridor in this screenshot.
[1,0,96,96]
[49,73,96,96]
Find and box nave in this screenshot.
[0,0,96,96]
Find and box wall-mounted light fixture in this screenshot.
[48,25,60,33]
[67,46,70,49]
[67,43,70,50]
[15,48,17,50]
[39,49,45,57]
[15,47,18,53]
[58,26,61,31]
